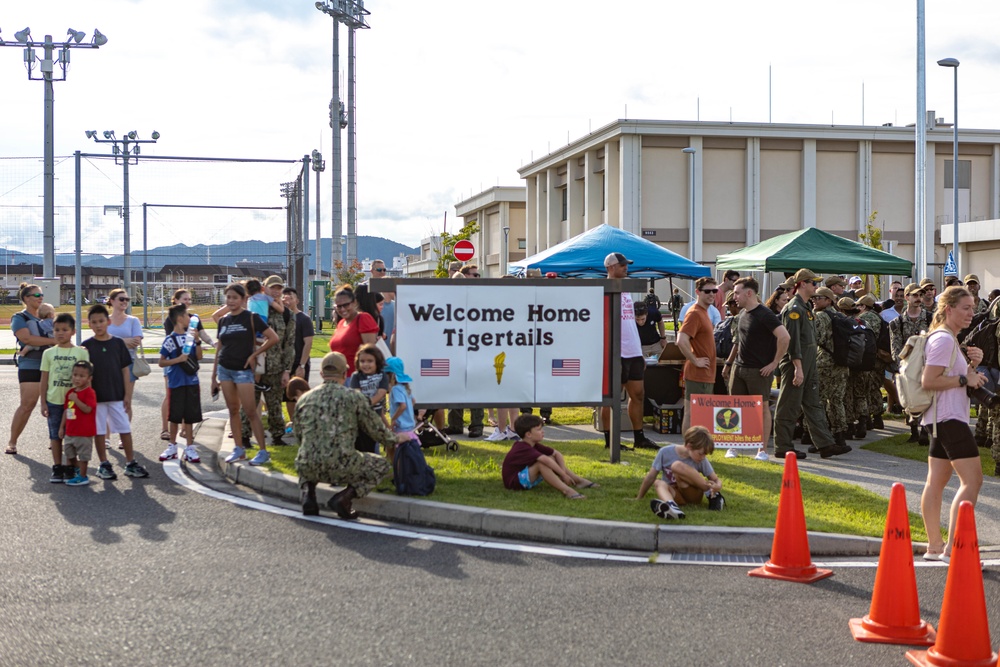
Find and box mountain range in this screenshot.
[6,237,418,271]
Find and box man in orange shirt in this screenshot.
[676,276,719,432]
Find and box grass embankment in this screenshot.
[256,433,925,540]
[863,432,996,478]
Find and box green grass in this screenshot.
[863,432,996,477]
[257,436,927,540]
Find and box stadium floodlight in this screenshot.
[92,29,107,46]
[151,130,160,140]
[85,130,96,139]
[1,26,107,278]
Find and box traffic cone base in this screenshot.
[848,616,935,646]
[849,483,936,646]
[905,647,997,667]
[748,561,832,584]
[748,452,832,584]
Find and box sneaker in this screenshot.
[441,426,464,436]
[707,492,726,511]
[225,446,246,463]
[636,438,660,450]
[774,448,806,460]
[65,474,90,486]
[96,461,117,480]
[485,428,507,442]
[62,466,77,482]
[254,381,271,392]
[754,450,770,462]
[664,500,686,519]
[182,445,200,463]
[50,464,65,483]
[504,427,518,440]
[158,444,178,461]
[467,426,484,438]
[124,461,150,478]
[248,449,271,466]
[650,499,672,519]
[725,449,739,458]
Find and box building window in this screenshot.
[943,160,971,189]
[518,239,526,250]
[561,188,568,221]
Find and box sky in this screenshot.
[3,0,1000,256]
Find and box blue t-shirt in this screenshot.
[12,310,52,370]
[389,384,416,432]
[382,301,395,341]
[247,294,271,326]
[160,333,200,389]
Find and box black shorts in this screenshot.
[928,419,978,460]
[17,368,41,383]
[620,356,646,384]
[168,385,203,425]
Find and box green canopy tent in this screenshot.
[715,228,913,276]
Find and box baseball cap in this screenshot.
[849,276,862,285]
[857,293,876,308]
[320,352,348,375]
[264,275,285,288]
[792,268,822,284]
[384,357,413,383]
[604,252,633,268]
[904,282,925,297]
[919,278,935,289]
[725,290,736,304]
[824,276,846,288]
[813,287,836,300]
[964,274,981,285]
[837,297,858,311]
[779,276,796,290]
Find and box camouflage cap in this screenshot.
[791,268,821,284]
[837,297,858,311]
[813,287,836,300]
[857,293,876,307]
[904,282,924,297]
[824,276,847,288]
[321,352,348,375]
[919,278,936,288]
[964,274,981,285]
[779,276,796,290]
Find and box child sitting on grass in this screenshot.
[636,425,724,520]
[501,414,598,499]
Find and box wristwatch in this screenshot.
[959,375,968,387]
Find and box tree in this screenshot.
[858,210,884,299]
[434,219,481,278]
[332,259,366,288]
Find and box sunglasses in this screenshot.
[471,273,481,278]
[701,288,719,294]
[118,297,130,302]
[334,302,354,310]
[27,293,43,298]
[372,267,386,273]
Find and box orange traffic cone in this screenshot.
[748,451,832,583]
[907,501,996,666]
[849,483,935,645]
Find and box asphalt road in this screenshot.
[2,366,1000,666]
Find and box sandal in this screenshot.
[577,481,600,489]
[4,445,17,455]
[160,430,170,441]
[566,492,586,500]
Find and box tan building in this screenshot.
[454,187,528,277]
[515,116,1000,292]
[404,235,445,278]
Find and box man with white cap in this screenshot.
[601,252,658,450]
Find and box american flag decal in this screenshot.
[551,359,580,376]
[420,358,450,377]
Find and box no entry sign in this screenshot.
[453,239,475,262]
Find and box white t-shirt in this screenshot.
[620,292,643,359]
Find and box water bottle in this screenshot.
[183,314,199,355]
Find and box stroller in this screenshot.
[414,408,458,451]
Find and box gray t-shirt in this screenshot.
[652,445,715,482]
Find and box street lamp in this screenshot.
[315,0,370,265]
[86,130,160,304]
[502,225,511,276]
[682,147,697,265]
[0,27,107,279]
[311,149,326,288]
[938,57,960,278]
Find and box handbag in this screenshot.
[132,351,152,378]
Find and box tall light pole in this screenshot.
[315,0,370,265]
[682,147,697,262]
[938,57,960,277]
[311,150,325,283]
[1,27,107,279]
[86,130,160,304]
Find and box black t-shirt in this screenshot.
[293,311,315,369]
[217,310,269,371]
[81,336,132,402]
[636,308,663,346]
[736,304,782,368]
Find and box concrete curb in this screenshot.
[202,417,887,557]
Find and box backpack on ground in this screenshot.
[821,311,868,370]
[393,438,436,496]
[895,329,958,418]
[962,312,1000,370]
[714,316,736,359]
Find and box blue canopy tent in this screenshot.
[509,224,710,279]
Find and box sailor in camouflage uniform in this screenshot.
[241,276,296,446]
[889,283,932,444]
[810,288,849,448]
[857,294,887,431]
[296,352,404,518]
[964,273,995,448]
[773,269,851,459]
[965,274,990,317]
[838,297,869,438]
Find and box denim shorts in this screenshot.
[217,366,255,384]
[46,402,65,441]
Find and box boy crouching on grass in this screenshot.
[636,426,724,520]
[58,361,97,486]
[501,414,599,499]
[158,305,204,463]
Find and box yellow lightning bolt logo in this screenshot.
[494,352,506,385]
[721,409,735,428]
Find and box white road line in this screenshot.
[162,461,1000,569]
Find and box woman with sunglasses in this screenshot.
[329,285,378,377]
[6,283,53,455]
[106,288,144,385]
